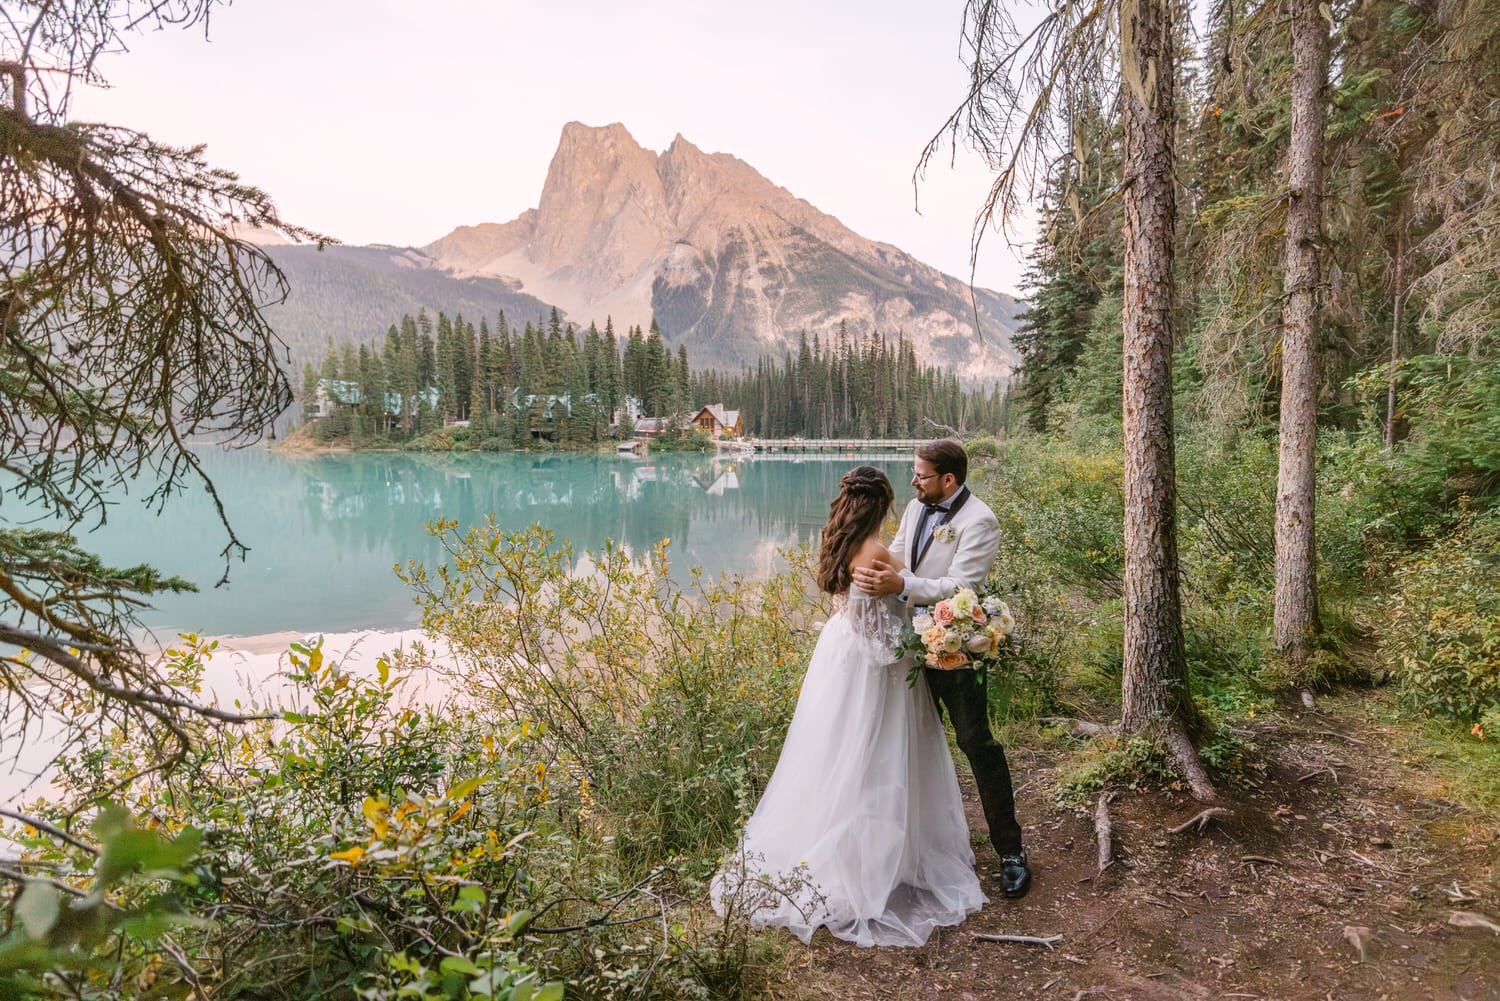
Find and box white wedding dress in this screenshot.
[710,590,986,947]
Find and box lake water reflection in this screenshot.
[78,447,917,640]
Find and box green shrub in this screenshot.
[1055,735,1179,810]
[400,524,821,880]
[1382,509,1500,726]
[964,434,1001,460]
[1342,356,1500,552]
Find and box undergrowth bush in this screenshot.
[1381,509,1500,727]
[10,526,826,1000]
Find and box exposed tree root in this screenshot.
[1163,725,1218,801]
[1168,807,1230,835]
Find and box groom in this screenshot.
[852,438,1032,898]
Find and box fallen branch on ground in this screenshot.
[1168,807,1230,835]
[1095,791,1117,873]
[1297,765,1338,783]
[1343,925,1373,962]
[1040,717,1110,739]
[973,933,1063,948]
[1443,882,1481,903]
[1449,911,1500,934]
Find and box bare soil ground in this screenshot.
[787,691,1500,1000]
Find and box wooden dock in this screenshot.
[721,438,927,454]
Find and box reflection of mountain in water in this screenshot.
[75,448,914,636]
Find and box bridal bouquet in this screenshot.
[902,586,1015,686]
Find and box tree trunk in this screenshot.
[1274,0,1330,665]
[1385,239,1402,450]
[1118,0,1215,801]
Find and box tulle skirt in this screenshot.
[710,608,986,947]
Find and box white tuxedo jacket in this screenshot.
[890,486,1002,608]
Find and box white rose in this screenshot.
[941,630,963,653]
[966,633,991,654]
[998,612,1015,634]
[951,592,977,619]
[912,613,935,632]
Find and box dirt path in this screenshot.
[792,691,1500,1000]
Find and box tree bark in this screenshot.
[1118,0,1215,801]
[1274,0,1330,665]
[1385,241,1402,450]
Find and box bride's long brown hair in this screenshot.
[816,465,895,594]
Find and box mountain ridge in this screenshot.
[420,122,1023,379]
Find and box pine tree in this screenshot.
[301,362,320,423]
[436,311,457,423]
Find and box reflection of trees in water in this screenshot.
[279,452,913,578]
[81,448,921,632]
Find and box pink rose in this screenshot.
[934,601,955,625]
[972,607,986,623]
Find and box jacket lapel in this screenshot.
[909,501,928,568]
[915,487,971,569]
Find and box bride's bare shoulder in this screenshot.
[849,534,892,572]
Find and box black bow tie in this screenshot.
[925,502,948,514]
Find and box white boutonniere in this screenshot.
[933,525,958,544]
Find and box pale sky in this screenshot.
[74,0,1036,295]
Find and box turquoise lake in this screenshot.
[74,447,919,640]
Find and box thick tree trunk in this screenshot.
[1118,0,1215,801]
[1274,0,1330,665]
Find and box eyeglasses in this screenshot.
[911,470,941,482]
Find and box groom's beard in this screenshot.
[916,481,956,506]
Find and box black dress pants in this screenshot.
[925,666,1024,857]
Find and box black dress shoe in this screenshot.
[998,851,1031,898]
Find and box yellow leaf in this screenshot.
[362,796,390,840]
[329,845,365,865]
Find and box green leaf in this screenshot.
[452,883,487,913]
[15,881,60,941]
[534,982,565,1001]
[96,822,202,885]
[445,774,488,802]
[439,955,482,976]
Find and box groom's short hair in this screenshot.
[917,439,968,485]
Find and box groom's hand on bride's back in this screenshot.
[853,559,904,597]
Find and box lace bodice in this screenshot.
[834,590,909,654]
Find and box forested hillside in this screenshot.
[302,309,1008,448]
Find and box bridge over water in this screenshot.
[720,438,927,454]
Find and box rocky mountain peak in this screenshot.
[423,123,1022,379]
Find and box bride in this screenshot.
[711,465,985,947]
